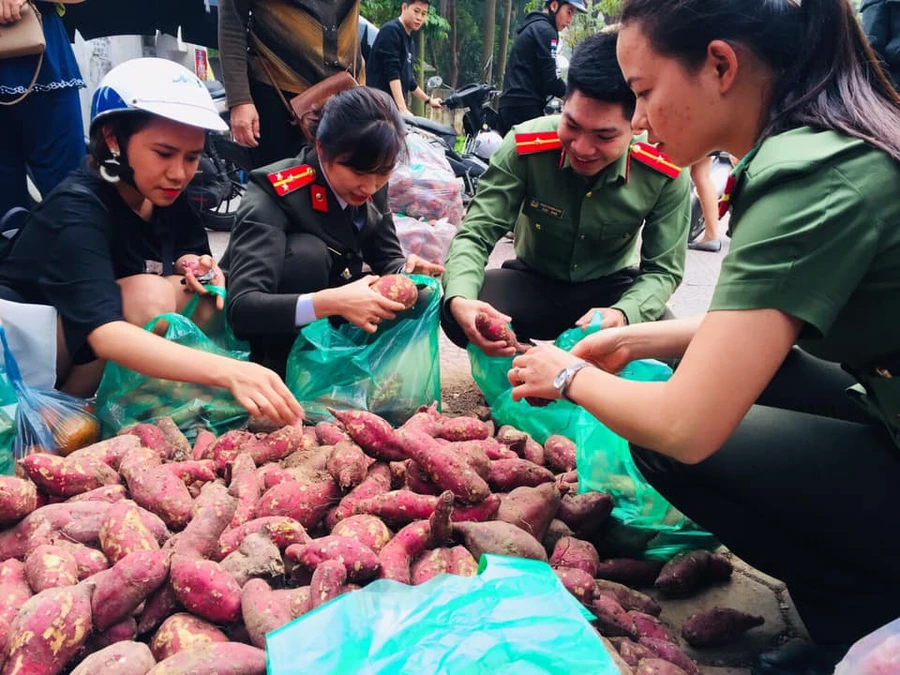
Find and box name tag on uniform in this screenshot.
[144,260,164,276]
[528,198,565,220]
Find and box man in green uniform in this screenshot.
[442,31,691,356]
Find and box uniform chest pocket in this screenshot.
[521,197,571,236]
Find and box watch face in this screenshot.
[553,367,570,390]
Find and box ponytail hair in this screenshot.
[619,0,900,161]
[301,87,407,173]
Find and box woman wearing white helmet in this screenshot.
[0,57,303,425]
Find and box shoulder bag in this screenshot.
[0,0,46,106]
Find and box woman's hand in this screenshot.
[569,328,633,374]
[509,345,585,402]
[575,307,627,329]
[314,276,406,333]
[0,0,26,25]
[223,360,304,426]
[403,254,445,277]
[230,103,260,148]
[179,255,225,310]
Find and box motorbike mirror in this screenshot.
[426,75,443,90]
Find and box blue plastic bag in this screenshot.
[469,319,716,559]
[266,554,620,675]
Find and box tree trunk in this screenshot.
[497,0,514,86]
[482,0,497,84]
[448,0,459,87]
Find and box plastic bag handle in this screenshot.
[181,284,226,320]
[0,325,23,385]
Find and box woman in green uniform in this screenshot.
[506,1,900,673]
[223,87,443,377]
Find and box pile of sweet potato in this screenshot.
[0,405,759,675]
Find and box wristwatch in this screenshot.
[553,362,591,402]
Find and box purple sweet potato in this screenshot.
[636,659,690,675]
[474,312,529,352]
[405,460,441,495]
[66,434,141,471]
[410,548,452,584]
[217,517,310,560]
[137,584,180,636]
[378,492,453,584]
[249,425,309,466]
[220,533,285,587]
[487,458,554,492]
[371,274,418,309]
[449,442,492,481]
[521,436,546,466]
[592,593,639,639]
[475,438,519,460]
[328,409,406,461]
[630,611,675,642]
[550,536,601,577]
[496,483,561,541]
[120,423,175,459]
[125,463,194,530]
[258,464,294,490]
[329,514,392,553]
[51,541,109,580]
[609,638,659,669]
[394,428,491,504]
[595,558,664,588]
[163,460,217,485]
[286,535,380,582]
[255,479,342,529]
[496,425,528,453]
[327,463,394,528]
[227,453,260,529]
[169,554,242,624]
[542,519,575,556]
[0,501,112,561]
[433,416,491,442]
[556,491,614,536]
[90,549,171,632]
[543,434,577,473]
[89,615,138,651]
[451,520,548,562]
[150,612,229,662]
[315,421,349,445]
[554,566,595,606]
[309,559,348,609]
[447,545,478,576]
[67,484,128,504]
[352,490,439,524]
[326,440,368,490]
[639,638,700,675]
[654,550,733,597]
[146,642,266,675]
[173,483,236,559]
[192,429,217,461]
[203,429,255,473]
[24,544,79,592]
[680,607,764,648]
[0,560,32,662]
[0,476,38,525]
[595,579,662,617]
[241,579,310,648]
[20,453,120,498]
[99,500,161,564]
[70,642,156,675]
[450,493,501,523]
[156,417,192,462]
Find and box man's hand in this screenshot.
[314,276,405,334]
[427,97,443,110]
[403,254,445,277]
[230,103,260,148]
[576,307,627,329]
[0,0,26,24]
[449,297,516,357]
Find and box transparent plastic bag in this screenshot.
[389,132,464,226]
[394,214,457,265]
[266,554,620,675]
[0,325,99,460]
[835,617,900,675]
[468,317,716,560]
[286,275,441,426]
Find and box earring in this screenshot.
[100,149,121,184]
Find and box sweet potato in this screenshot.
[90,549,171,632]
[433,416,491,442]
[120,423,175,459]
[638,638,700,675]
[609,638,658,669]
[405,460,441,495]
[410,548,452,584]
[474,312,528,352]
[227,453,260,529]
[595,558,664,588]
[487,458,554,492]
[371,274,418,309]
[322,462,393,530]
[0,501,112,561]
[255,479,341,529]
[450,493,501,523]
[192,429,217,461]
[150,613,229,662]
[315,421,349,445]
[556,492,614,536]
[170,554,242,624]
[521,436,546,466]
[203,430,255,473]
[20,453,120,498]
[329,514,392,554]
[66,484,127,504]
[0,476,38,525]
[24,544,79,593]
[496,483,560,540]
[542,519,575,556]
[125,464,194,530]
[394,428,491,504]
[326,440,368,489]
[251,425,309,465]
[328,409,406,461]
[594,579,662,617]
[449,441,492,480]
[592,593,639,639]
[163,460,216,485]
[3,582,93,675]
[447,545,478,576]
[550,536,601,577]
[90,616,138,650]
[543,434,577,473]
[635,659,689,675]
[352,490,439,524]
[67,434,141,471]
[257,464,293,490]
[99,500,160,564]
[630,611,675,642]
[137,584,181,636]
[496,425,528,453]
[378,492,453,584]
[680,607,764,648]
[554,566,595,606]
[173,483,236,559]
[241,579,309,648]
[71,642,157,675]
[146,642,266,675]
[654,550,733,597]
[217,516,310,560]
[309,559,348,609]
[474,438,518,460]
[451,520,548,562]
[0,560,32,663]
[287,535,380,582]
[220,533,284,587]
[156,417,192,462]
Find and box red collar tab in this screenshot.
[267,164,316,197]
[311,184,328,213]
[630,142,682,179]
[718,173,737,219]
[515,131,563,156]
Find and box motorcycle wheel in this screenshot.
[689,197,705,242]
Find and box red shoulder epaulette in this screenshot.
[515,131,563,156]
[267,164,316,196]
[630,142,682,179]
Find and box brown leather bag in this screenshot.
[0,0,45,106]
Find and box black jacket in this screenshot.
[499,11,566,111]
[862,0,900,86]
[366,18,418,100]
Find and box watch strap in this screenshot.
[558,362,590,402]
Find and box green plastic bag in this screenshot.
[469,319,716,560]
[0,355,16,476]
[95,287,250,440]
[266,554,620,675]
[286,275,441,426]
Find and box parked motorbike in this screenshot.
[689,151,733,242]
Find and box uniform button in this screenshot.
[585,191,593,198]
[535,223,541,230]
[572,264,578,270]
[580,234,585,240]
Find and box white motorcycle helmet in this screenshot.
[90,57,227,134]
[473,130,503,161]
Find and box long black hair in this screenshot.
[302,87,407,173]
[619,0,900,160]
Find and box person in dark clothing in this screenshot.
[366,0,442,115]
[498,0,587,135]
[861,0,900,87]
